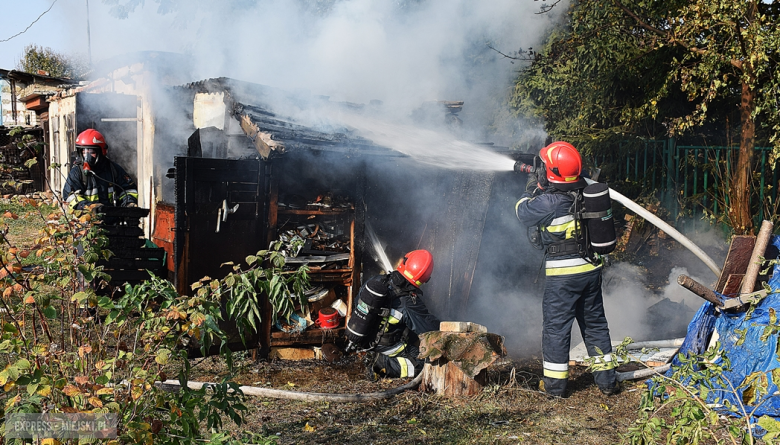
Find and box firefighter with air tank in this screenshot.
[515,141,620,398]
[345,249,440,380]
[63,129,139,214]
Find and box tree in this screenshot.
[16,44,89,80]
[513,0,780,235]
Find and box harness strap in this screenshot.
[546,239,582,257]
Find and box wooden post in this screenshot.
[740,220,774,294]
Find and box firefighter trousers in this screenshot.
[541,268,616,396]
[371,344,424,379]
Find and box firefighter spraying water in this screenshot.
[515,141,620,397]
[345,250,440,380]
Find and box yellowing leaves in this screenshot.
[62,385,82,397]
[74,375,90,385]
[78,344,93,358]
[96,387,114,396]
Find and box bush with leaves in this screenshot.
[0,195,295,444]
[622,335,780,444]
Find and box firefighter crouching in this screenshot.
[63,129,139,216]
[345,250,440,380]
[515,141,619,398]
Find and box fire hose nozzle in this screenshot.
[513,161,537,174]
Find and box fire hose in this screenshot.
[155,373,423,403]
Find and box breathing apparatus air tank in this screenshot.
[345,276,390,351]
[581,182,616,254]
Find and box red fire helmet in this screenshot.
[397,249,434,287]
[539,141,582,185]
[75,129,108,155]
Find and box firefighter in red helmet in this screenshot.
[63,129,139,213]
[515,141,619,398]
[346,249,440,380]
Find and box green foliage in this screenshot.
[15,44,89,80]
[622,329,780,445]
[514,0,780,153]
[0,196,285,444]
[191,240,309,345]
[514,0,780,234]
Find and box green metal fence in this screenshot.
[591,139,778,232]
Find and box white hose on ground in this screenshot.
[626,338,685,350]
[585,179,722,278]
[617,364,672,382]
[156,373,423,403]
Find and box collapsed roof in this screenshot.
[177,77,401,159]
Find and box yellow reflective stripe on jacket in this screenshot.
[386,309,403,324]
[590,354,617,371]
[542,217,577,239]
[118,189,139,201]
[543,361,569,379]
[545,260,601,276]
[515,197,530,214]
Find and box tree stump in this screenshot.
[419,322,506,397]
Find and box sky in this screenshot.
[0,0,92,69]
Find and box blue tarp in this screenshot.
[660,235,780,420]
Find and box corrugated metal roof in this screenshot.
[177,77,401,158]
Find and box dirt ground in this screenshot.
[182,225,733,445]
[189,354,646,445]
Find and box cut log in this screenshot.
[677,274,723,307]
[421,359,486,397]
[418,330,506,397]
[269,347,316,360]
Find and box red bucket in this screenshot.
[317,307,340,329]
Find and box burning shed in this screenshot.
[47,59,514,357]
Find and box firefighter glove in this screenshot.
[525,172,539,194]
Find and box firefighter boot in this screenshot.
[363,351,379,382]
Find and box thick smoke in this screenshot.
[73,0,563,144]
[62,0,735,359]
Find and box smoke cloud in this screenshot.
[59,0,735,360]
[68,0,563,145]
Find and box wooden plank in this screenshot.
[269,326,344,346]
[107,248,166,260]
[269,347,316,360]
[439,321,488,333]
[715,235,755,293]
[722,274,744,297]
[106,270,158,282]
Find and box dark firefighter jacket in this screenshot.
[515,187,602,276]
[371,271,440,357]
[63,160,139,211]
